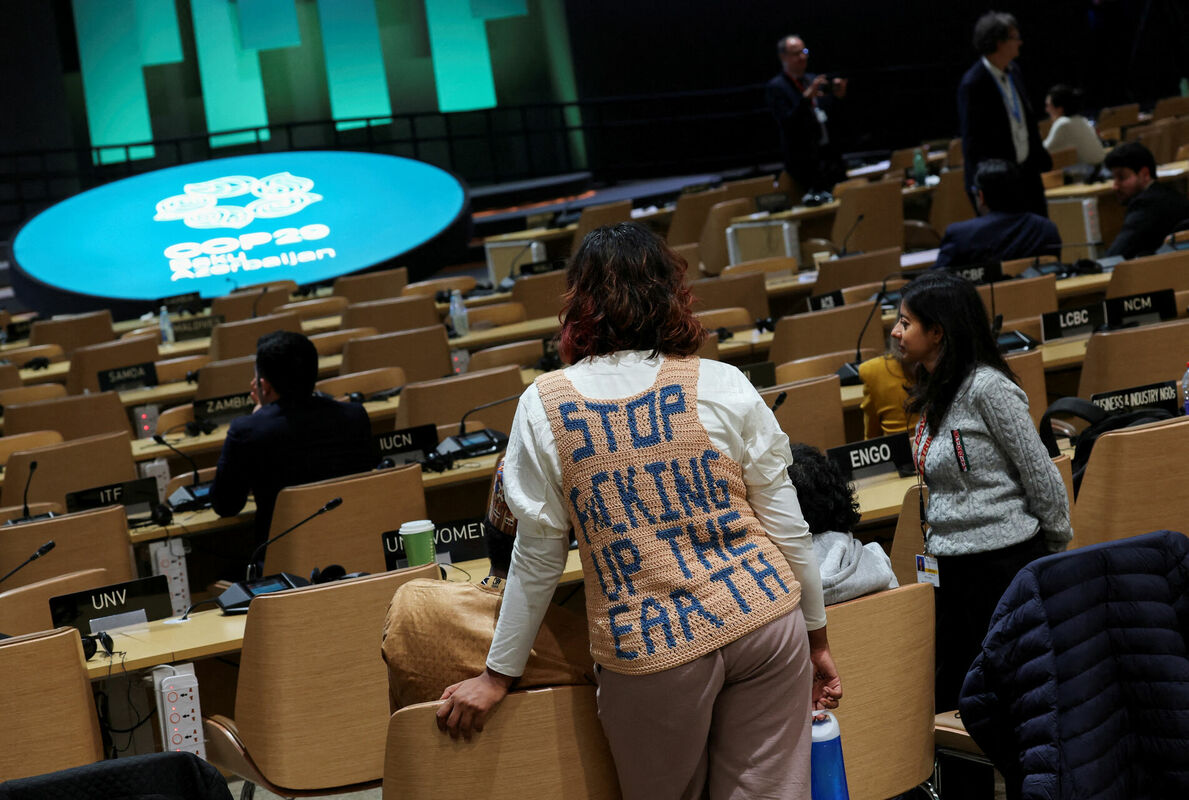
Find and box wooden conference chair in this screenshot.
[340,296,440,336]
[65,334,159,395]
[208,312,302,361]
[690,272,770,321]
[316,367,407,401]
[469,340,544,372]
[1077,318,1189,399]
[510,270,567,320]
[395,365,524,437]
[570,200,632,256]
[4,391,132,441]
[666,187,728,247]
[28,310,114,356]
[332,267,409,304]
[1,432,137,509]
[401,275,477,298]
[775,349,877,385]
[830,180,903,254]
[209,286,290,323]
[759,375,846,452]
[0,568,110,636]
[697,198,755,276]
[814,248,902,296]
[768,302,885,366]
[0,506,133,591]
[274,296,349,322]
[339,326,453,383]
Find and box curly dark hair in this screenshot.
[786,443,861,534]
[972,11,1017,55]
[558,222,706,363]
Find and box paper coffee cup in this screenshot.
[399,519,437,566]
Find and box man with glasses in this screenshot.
[958,12,1052,218]
[767,34,848,197]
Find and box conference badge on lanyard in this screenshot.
[913,413,938,586]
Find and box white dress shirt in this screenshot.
[982,57,1030,164]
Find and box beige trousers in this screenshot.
[595,609,813,800]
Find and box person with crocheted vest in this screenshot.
[437,222,841,799]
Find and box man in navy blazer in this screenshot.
[934,159,1061,269]
[958,12,1052,217]
[211,330,379,545]
[1104,142,1189,258]
[766,34,847,194]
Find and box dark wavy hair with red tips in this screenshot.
[558,222,706,363]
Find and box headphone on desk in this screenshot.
[81,630,114,661]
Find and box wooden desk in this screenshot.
[86,609,246,680]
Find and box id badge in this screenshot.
[915,554,939,587]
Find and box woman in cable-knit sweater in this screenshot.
[437,222,841,799]
[891,271,1072,710]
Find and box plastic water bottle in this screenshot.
[1181,361,1189,416]
[159,305,175,344]
[448,290,469,337]
[912,149,928,186]
[810,711,850,800]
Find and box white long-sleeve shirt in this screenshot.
[487,351,825,677]
[1043,115,1107,166]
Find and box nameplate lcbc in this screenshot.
[827,432,915,481]
[1041,302,1104,341]
[98,361,158,392]
[807,290,845,312]
[172,314,225,342]
[1104,289,1176,328]
[375,424,438,466]
[1090,380,1180,416]
[739,360,776,389]
[381,516,487,569]
[194,391,254,427]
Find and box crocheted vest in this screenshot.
[536,356,801,675]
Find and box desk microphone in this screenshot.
[0,540,54,588]
[837,213,865,257]
[246,497,343,581]
[152,435,202,491]
[22,460,38,519]
[770,391,788,413]
[836,270,926,385]
[434,393,523,460]
[250,286,267,319]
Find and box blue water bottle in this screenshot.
[810,710,850,800]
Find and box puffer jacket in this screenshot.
[959,530,1189,800]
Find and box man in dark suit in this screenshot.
[934,159,1061,269]
[766,34,848,195]
[211,330,379,545]
[957,12,1052,217]
[1105,141,1189,258]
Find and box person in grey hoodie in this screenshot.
[786,443,897,606]
[891,271,1072,711]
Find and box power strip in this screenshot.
[139,458,170,504]
[131,404,160,439]
[152,664,206,759]
[149,539,191,616]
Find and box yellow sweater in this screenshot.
[858,354,916,439]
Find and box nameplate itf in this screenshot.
[807,290,844,312]
[98,361,158,392]
[172,314,225,342]
[1104,289,1176,328]
[827,432,914,482]
[1090,380,1179,416]
[382,516,487,569]
[375,424,438,466]
[194,391,253,427]
[1041,302,1104,341]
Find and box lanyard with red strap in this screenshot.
[913,411,933,551]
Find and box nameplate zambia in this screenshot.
[738,361,776,389]
[807,289,844,312]
[194,391,254,427]
[381,516,487,569]
[827,432,914,482]
[49,574,173,634]
[156,291,203,315]
[375,424,438,466]
[98,361,158,392]
[4,318,33,342]
[172,314,225,342]
[1041,302,1104,341]
[948,260,1004,285]
[1104,289,1176,328]
[1091,380,1179,416]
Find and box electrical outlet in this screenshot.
[149,539,191,616]
[152,664,205,759]
[131,404,160,440]
[138,458,171,504]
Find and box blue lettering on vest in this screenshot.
[608,539,642,596]
[671,588,724,640]
[718,511,756,556]
[569,486,590,544]
[588,546,613,598]
[701,450,731,509]
[639,597,676,655]
[655,525,693,579]
[608,604,637,660]
[658,384,685,440]
[590,472,615,531]
[740,552,789,601]
[671,458,711,517]
[710,565,750,613]
[626,392,661,449]
[688,522,730,570]
[644,461,681,521]
[600,546,624,601]
[612,466,656,530]
[585,401,620,453]
[561,402,595,462]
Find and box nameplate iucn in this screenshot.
[827,432,914,482]
[382,516,487,569]
[194,391,254,427]
[375,424,438,466]
[172,314,225,342]
[98,361,158,392]
[1041,302,1104,341]
[1090,380,1179,416]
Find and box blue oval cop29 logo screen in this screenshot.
[13,151,466,301]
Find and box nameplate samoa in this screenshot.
[738,361,776,389]
[156,291,203,315]
[827,432,914,482]
[381,516,487,568]
[948,260,1004,285]
[4,318,33,342]
[1041,302,1104,341]
[172,314,225,342]
[50,574,173,634]
[807,289,844,311]
[1090,380,1180,416]
[1104,289,1176,328]
[375,424,438,466]
[98,361,158,392]
[194,391,254,427]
